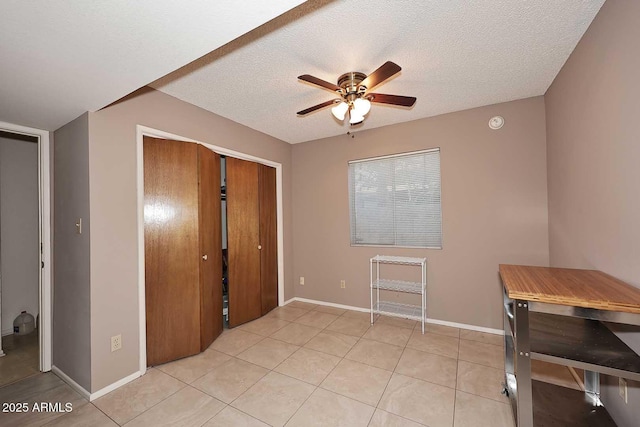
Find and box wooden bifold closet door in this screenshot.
[259,164,278,315]
[226,158,278,327]
[144,137,222,366]
[198,144,223,350]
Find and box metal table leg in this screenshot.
[584,370,602,406]
[514,299,533,427]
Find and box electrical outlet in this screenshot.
[619,377,628,403]
[111,334,122,352]
[299,276,305,285]
[340,280,346,289]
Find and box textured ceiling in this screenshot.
[0,0,305,130]
[153,0,605,144]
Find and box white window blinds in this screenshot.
[348,149,442,248]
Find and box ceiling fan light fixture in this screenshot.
[353,97,371,116]
[331,101,349,120]
[349,109,365,125]
[297,61,414,125]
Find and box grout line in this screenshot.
[231,404,278,425]
[282,384,319,425]
[374,347,404,408]
[118,378,187,426]
[91,402,124,426]
[199,403,226,426]
[452,334,461,427]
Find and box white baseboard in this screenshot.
[282,297,296,306]
[53,366,145,402]
[425,317,503,335]
[89,370,144,401]
[287,297,370,313]
[286,297,503,335]
[52,366,90,400]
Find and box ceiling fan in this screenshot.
[296,61,416,125]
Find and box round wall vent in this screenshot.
[488,116,504,130]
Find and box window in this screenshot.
[348,149,442,248]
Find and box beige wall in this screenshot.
[292,96,549,329]
[88,88,294,391]
[545,1,640,425]
[0,137,39,335]
[53,113,92,391]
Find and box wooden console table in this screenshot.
[499,264,640,426]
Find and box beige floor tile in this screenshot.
[157,349,231,384]
[320,359,392,406]
[368,409,425,427]
[209,329,264,356]
[237,338,299,370]
[362,324,412,347]
[345,339,404,371]
[287,387,375,427]
[458,339,503,369]
[270,322,322,346]
[379,374,455,427]
[325,316,371,337]
[424,323,460,338]
[286,301,319,310]
[274,347,340,385]
[93,369,185,425]
[406,331,459,359]
[531,360,581,390]
[341,310,372,321]
[456,360,508,403]
[294,311,340,329]
[314,305,348,316]
[375,315,418,330]
[232,372,315,427]
[395,348,457,388]
[303,331,359,357]
[267,306,309,321]
[0,331,39,388]
[0,372,88,426]
[239,316,291,337]
[124,386,224,427]
[453,391,514,427]
[459,329,503,346]
[43,403,118,427]
[204,406,269,427]
[192,358,268,403]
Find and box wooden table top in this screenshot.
[499,264,640,314]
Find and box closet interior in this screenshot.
[143,136,277,366]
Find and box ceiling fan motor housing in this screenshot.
[337,72,367,101]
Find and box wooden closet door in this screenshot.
[226,157,261,327]
[198,145,223,350]
[144,137,200,366]
[259,164,278,314]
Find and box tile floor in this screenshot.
[0,302,581,426]
[0,331,39,388]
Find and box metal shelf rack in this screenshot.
[370,255,427,333]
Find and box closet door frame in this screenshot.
[136,126,284,374]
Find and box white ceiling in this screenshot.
[0,0,305,131]
[152,0,604,144]
[1,1,604,142]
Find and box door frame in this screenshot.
[0,121,52,371]
[136,125,285,373]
